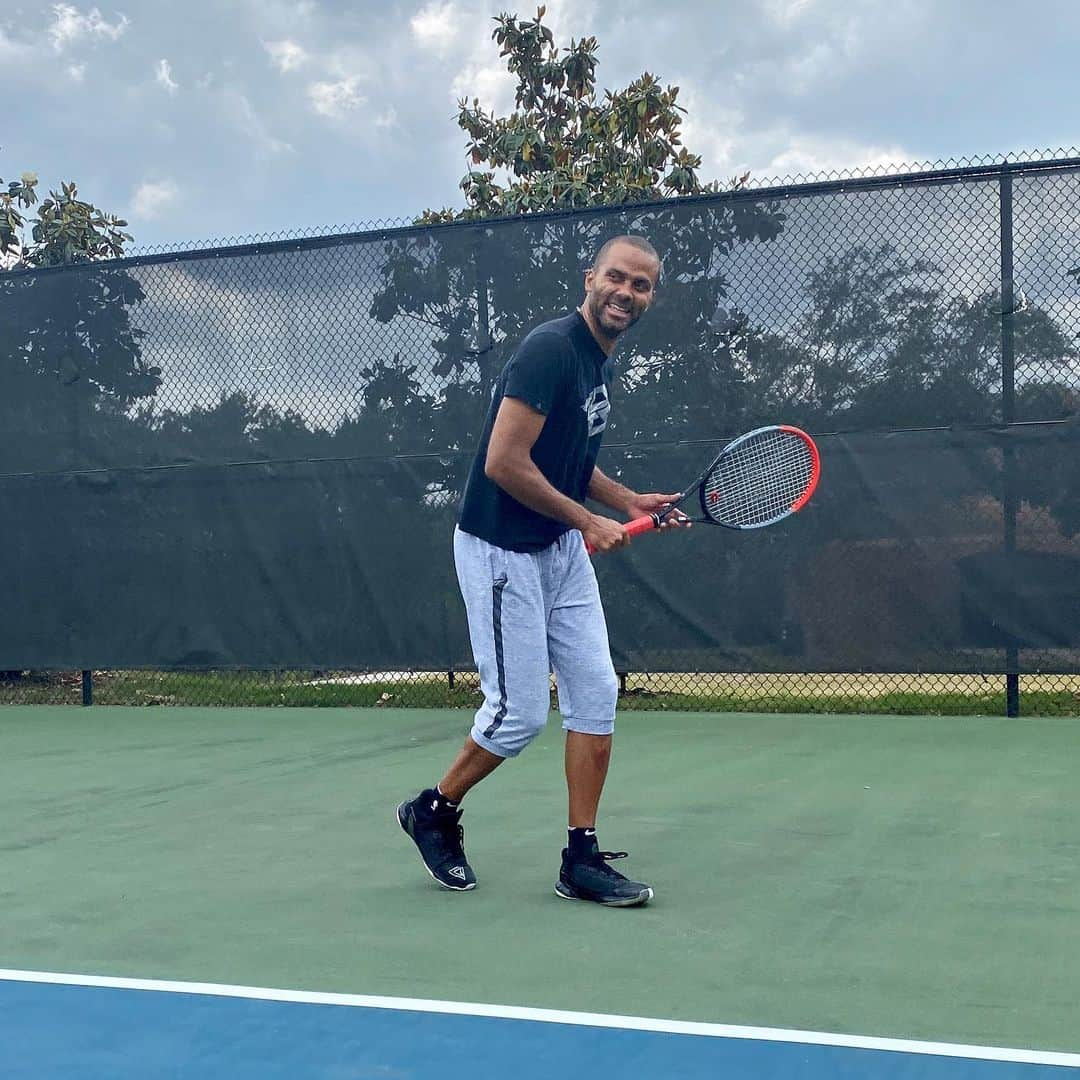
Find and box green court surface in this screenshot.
[1,706,1077,1055]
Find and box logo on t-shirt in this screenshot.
[582,385,610,437]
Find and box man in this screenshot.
[398,235,682,907]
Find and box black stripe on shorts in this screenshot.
[483,576,508,739]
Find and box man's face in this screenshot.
[583,242,660,343]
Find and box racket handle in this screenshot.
[585,514,659,555]
[624,514,659,538]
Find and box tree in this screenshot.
[0,166,161,475]
[419,7,747,224]
[0,171,37,267]
[1,171,131,268]
[732,243,1079,430]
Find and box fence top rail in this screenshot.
[4,154,1080,282]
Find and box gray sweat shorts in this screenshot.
[453,526,619,758]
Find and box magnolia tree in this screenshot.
[418,9,748,222]
[0,169,159,411]
[1,172,131,267]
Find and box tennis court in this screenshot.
[3,704,1078,1076]
[4,156,1080,1078]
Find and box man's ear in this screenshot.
[583,267,595,291]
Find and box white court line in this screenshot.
[1,968,1078,1069]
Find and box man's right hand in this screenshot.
[581,513,629,554]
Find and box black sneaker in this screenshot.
[397,790,477,891]
[555,838,653,907]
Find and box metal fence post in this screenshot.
[999,169,1020,718]
[473,232,494,396]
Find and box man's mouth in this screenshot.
[605,302,631,320]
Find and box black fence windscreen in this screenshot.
[2,159,1079,704]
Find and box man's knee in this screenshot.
[472,686,551,757]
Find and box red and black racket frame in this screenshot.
[619,424,821,542]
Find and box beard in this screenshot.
[587,289,639,338]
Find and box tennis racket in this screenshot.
[587,425,820,553]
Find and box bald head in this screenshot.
[593,235,661,277]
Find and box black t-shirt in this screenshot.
[457,310,612,553]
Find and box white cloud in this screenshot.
[308,76,365,118]
[375,107,398,130]
[410,2,460,57]
[673,87,745,177]
[785,40,841,92]
[0,26,19,58]
[763,0,817,26]
[322,44,373,82]
[757,133,913,180]
[132,179,179,220]
[529,0,596,42]
[227,90,294,156]
[264,39,308,73]
[68,63,86,81]
[49,4,130,52]
[449,60,513,110]
[773,13,863,95]
[671,80,913,187]
[443,0,594,111]
[241,0,318,31]
[156,58,179,94]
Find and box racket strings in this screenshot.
[703,431,815,528]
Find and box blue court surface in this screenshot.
[2,971,1078,1079]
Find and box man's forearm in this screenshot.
[588,467,637,516]
[487,455,594,531]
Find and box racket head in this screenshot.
[700,424,820,529]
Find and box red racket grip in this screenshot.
[624,514,659,538]
[585,514,658,555]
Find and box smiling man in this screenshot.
[397,235,681,907]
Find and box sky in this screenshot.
[2,0,1079,252]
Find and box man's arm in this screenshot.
[587,467,637,516]
[589,465,689,529]
[485,397,628,553]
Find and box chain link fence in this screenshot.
[4,670,1079,715]
[2,151,1079,714]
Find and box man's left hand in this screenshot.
[626,493,691,529]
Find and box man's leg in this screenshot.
[545,533,620,828]
[547,532,652,906]
[398,528,551,891]
[564,731,612,828]
[438,737,504,803]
